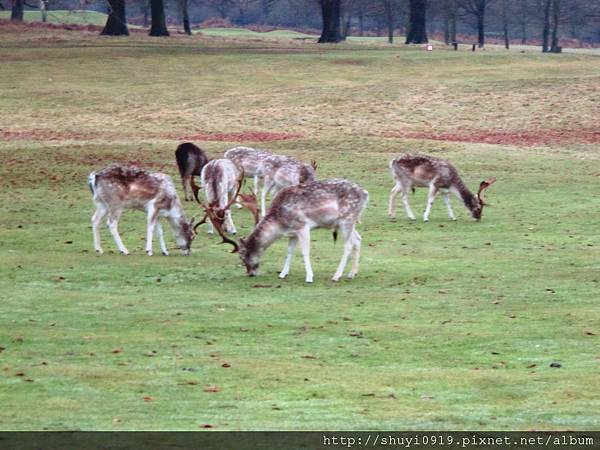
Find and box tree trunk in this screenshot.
[405,0,428,44]
[384,0,394,44]
[101,0,129,36]
[520,0,527,44]
[11,0,24,21]
[358,5,364,36]
[476,9,485,47]
[542,0,551,52]
[318,0,341,43]
[550,0,561,52]
[149,0,169,36]
[502,0,509,49]
[181,0,190,34]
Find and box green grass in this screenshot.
[1,28,600,431]
[0,9,110,26]
[198,27,316,40]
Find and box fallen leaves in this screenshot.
[203,385,221,393]
[143,396,153,402]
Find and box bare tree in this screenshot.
[11,0,24,20]
[405,0,428,43]
[101,0,129,35]
[461,0,488,47]
[149,0,169,36]
[205,0,234,19]
[318,0,342,42]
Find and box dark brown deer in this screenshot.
[175,142,209,201]
[388,154,496,222]
[199,179,368,283]
[260,155,317,217]
[88,164,195,256]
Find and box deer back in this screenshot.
[391,154,459,188]
[201,159,239,207]
[224,146,270,177]
[175,142,208,177]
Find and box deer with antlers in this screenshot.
[224,146,271,195]
[198,179,368,283]
[88,164,195,256]
[198,159,248,235]
[260,155,317,217]
[388,154,496,222]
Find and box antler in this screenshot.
[310,160,318,171]
[222,168,245,212]
[238,192,260,225]
[477,177,497,205]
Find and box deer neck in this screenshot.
[244,218,284,259]
[453,179,478,212]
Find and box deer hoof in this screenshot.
[95,249,103,255]
[146,251,153,256]
[278,273,287,279]
[331,276,340,282]
[121,251,130,256]
[347,273,356,279]
[162,251,169,256]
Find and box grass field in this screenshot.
[1,25,600,431]
[0,10,111,26]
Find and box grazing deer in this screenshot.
[260,155,317,217]
[88,164,195,256]
[175,142,209,201]
[224,146,271,195]
[388,154,496,222]
[198,179,368,283]
[200,159,244,234]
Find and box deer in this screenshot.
[88,164,195,256]
[388,154,496,222]
[175,142,209,202]
[196,179,368,283]
[224,146,271,196]
[199,159,246,235]
[260,155,317,217]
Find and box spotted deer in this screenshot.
[200,159,244,235]
[260,155,317,217]
[175,142,209,202]
[224,146,271,195]
[88,164,195,256]
[388,154,496,222]
[198,179,368,283]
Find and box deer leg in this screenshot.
[401,184,416,221]
[253,174,259,196]
[442,192,456,220]
[91,202,108,254]
[388,182,401,218]
[423,183,439,222]
[348,229,362,279]
[145,205,159,256]
[297,226,314,283]
[332,224,353,282]
[279,236,298,279]
[106,211,129,255]
[261,179,272,218]
[155,220,169,256]
[182,175,191,201]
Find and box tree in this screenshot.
[180,0,191,34]
[405,0,428,43]
[101,0,129,35]
[11,0,24,20]
[549,0,561,52]
[461,0,487,47]
[443,0,458,44]
[501,0,509,48]
[149,0,169,36]
[318,0,342,42]
[542,0,552,51]
[340,0,357,39]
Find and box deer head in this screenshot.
[193,169,245,253]
[473,177,497,221]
